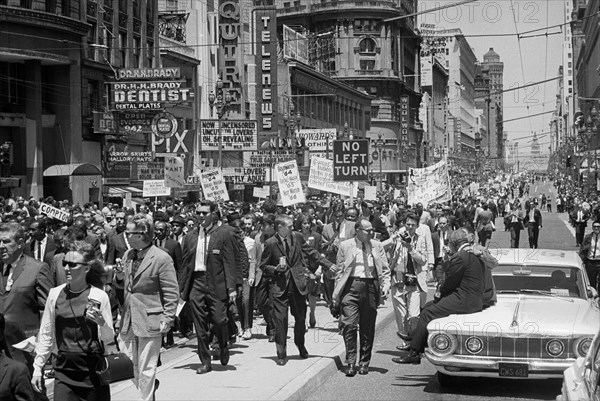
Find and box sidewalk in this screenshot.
[110,300,395,400]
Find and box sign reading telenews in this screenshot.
[332,140,369,182]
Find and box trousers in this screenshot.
[118,332,161,401]
[270,275,306,358]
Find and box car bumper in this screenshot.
[424,350,573,379]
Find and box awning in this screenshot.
[43,163,101,177]
[107,186,143,196]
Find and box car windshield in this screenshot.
[493,265,587,300]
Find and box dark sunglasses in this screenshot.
[62,260,88,268]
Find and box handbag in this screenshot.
[96,352,134,385]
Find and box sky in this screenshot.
[417,0,567,155]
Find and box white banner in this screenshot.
[253,186,270,199]
[364,186,377,201]
[164,156,185,188]
[200,169,230,202]
[307,156,357,197]
[275,160,305,206]
[39,202,70,222]
[393,189,402,199]
[143,180,171,197]
[407,159,452,206]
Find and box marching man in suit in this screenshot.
[259,214,335,366]
[332,219,390,376]
[524,200,543,249]
[119,214,179,401]
[181,202,241,374]
[24,219,57,266]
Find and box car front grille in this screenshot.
[455,335,574,359]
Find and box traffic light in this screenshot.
[0,143,10,166]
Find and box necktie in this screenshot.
[3,264,12,292]
[37,241,42,261]
[3,263,11,277]
[594,235,598,259]
[362,243,370,274]
[284,238,290,259]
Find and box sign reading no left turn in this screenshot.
[332,139,369,181]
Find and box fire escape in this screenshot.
[159,7,188,43]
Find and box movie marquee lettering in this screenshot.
[255,7,278,133]
[218,1,242,108]
[199,120,258,151]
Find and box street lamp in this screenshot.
[208,77,232,170]
[283,103,302,163]
[375,133,385,192]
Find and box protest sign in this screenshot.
[275,160,305,206]
[200,169,229,202]
[393,189,402,199]
[164,156,185,188]
[253,186,270,199]
[407,160,451,206]
[39,203,70,222]
[143,180,171,197]
[364,186,377,201]
[307,156,357,197]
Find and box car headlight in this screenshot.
[465,336,483,354]
[428,333,458,356]
[546,340,565,357]
[574,337,593,358]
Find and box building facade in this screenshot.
[479,47,504,161]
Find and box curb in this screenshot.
[269,303,396,400]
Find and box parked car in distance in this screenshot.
[424,249,599,386]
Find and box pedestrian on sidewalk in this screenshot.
[259,214,334,366]
[579,221,600,292]
[253,214,277,342]
[118,214,179,401]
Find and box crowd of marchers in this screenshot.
[0,171,592,401]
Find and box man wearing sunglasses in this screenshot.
[331,219,391,376]
[580,221,600,292]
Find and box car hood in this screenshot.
[427,295,599,337]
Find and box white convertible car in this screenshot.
[424,249,599,386]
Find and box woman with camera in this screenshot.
[32,241,114,401]
[383,213,429,353]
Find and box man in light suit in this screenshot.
[383,213,428,352]
[260,214,334,366]
[119,214,179,401]
[332,219,391,376]
[181,202,241,374]
[0,222,53,373]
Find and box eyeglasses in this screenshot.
[346,215,357,220]
[196,211,210,216]
[335,214,344,218]
[125,231,146,237]
[359,228,374,234]
[405,223,417,227]
[62,260,88,268]
[593,226,600,229]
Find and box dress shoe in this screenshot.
[196,364,212,374]
[298,345,309,359]
[276,357,288,366]
[396,344,411,351]
[358,365,369,375]
[268,334,275,343]
[309,313,316,328]
[219,347,230,366]
[397,332,412,342]
[344,364,356,377]
[392,351,421,365]
[241,329,252,340]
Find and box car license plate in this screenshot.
[498,363,529,377]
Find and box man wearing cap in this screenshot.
[170,215,186,246]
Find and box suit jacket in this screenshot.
[431,229,453,261]
[437,246,485,314]
[120,246,180,338]
[181,225,241,301]
[156,237,184,291]
[0,255,52,351]
[580,232,600,261]
[0,355,34,401]
[253,231,267,287]
[259,231,333,297]
[332,238,391,305]
[524,208,543,227]
[106,231,129,264]
[24,235,56,266]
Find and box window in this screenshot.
[133,38,140,68]
[358,38,376,53]
[61,0,70,16]
[119,32,127,67]
[360,60,375,70]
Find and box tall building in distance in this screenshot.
[479,47,504,160]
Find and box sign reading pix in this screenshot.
[199,120,258,151]
[275,160,305,207]
[200,169,230,203]
[332,139,369,181]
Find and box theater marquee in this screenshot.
[199,120,258,151]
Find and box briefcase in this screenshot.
[96,352,134,385]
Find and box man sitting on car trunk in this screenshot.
[393,229,484,364]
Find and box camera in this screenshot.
[400,231,412,244]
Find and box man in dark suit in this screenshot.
[0,222,53,373]
[73,216,102,259]
[0,313,35,401]
[524,201,543,249]
[579,221,600,291]
[359,201,389,241]
[572,204,590,247]
[252,213,276,342]
[154,220,184,347]
[393,229,484,364]
[24,219,57,266]
[431,216,453,284]
[106,209,128,242]
[119,214,179,401]
[332,219,390,376]
[259,214,335,366]
[181,202,241,374]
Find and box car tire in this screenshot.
[437,372,458,387]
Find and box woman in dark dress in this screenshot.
[32,241,114,401]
